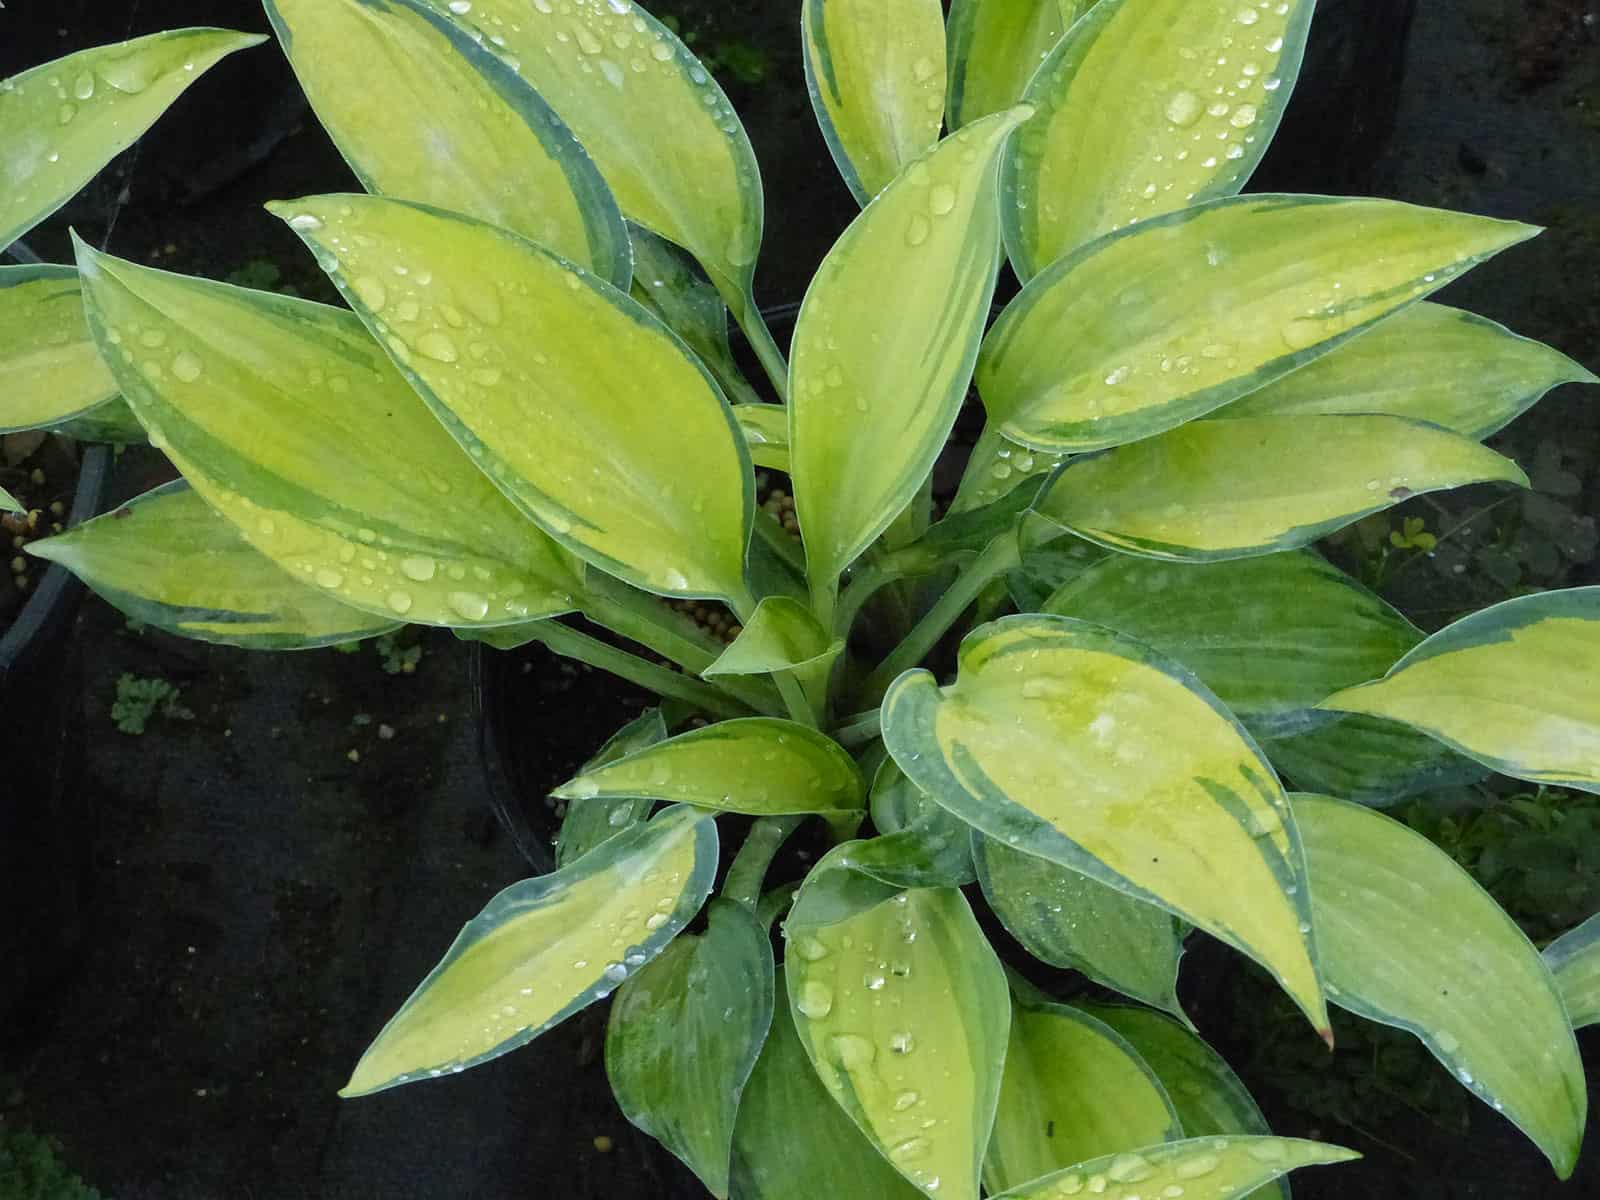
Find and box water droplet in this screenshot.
[448,591,490,621]
[72,72,95,101]
[889,1031,915,1055]
[893,1090,920,1112]
[1174,1153,1220,1180]
[315,568,344,589]
[1230,103,1259,129]
[650,41,674,62]
[57,102,78,125]
[830,1034,876,1069]
[929,184,957,216]
[449,0,473,12]
[471,366,503,386]
[1436,1031,1461,1055]
[1247,1140,1287,1163]
[1165,90,1202,127]
[1105,365,1130,386]
[645,911,670,930]
[577,28,604,55]
[889,1136,930,1162]
[1108,1153,1155,1183]
[796,980,834,1018]
[794,936,830,962]
[906,214,931,246]
[401,555,437,582]
[1056,1175,1085,1195]
[171,351,204,383]
[1237,7,1260,24]
[288,212,323,232]
[602,961,628,983]
[418,331,460,363]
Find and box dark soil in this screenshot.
[0,436,83,630]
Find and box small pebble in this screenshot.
[592,1135,614,1153]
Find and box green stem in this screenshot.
[834,707,882,749]
[774,671,818,728]
[524,623,752,720]
[755,881,800,930]
[832,545,944,639]
[723,815,805,910]
[736,299,790,402]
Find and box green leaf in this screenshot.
[275,193,753,604]
[0,485,21,512]
[0,265,119,432]
[784,884,1011,1200]
[1044,551,1422,738]
[1545,913,1600,1029]
[630,224,755,406]
[828,764,976,890]
[263,0,629,287]
[1292,794,1587,1178]
[1005,537,1107,611]
[342,804,717,1097]
[1002,0,1315,278]
[48,396,144,444]
[704,597,842,677]
[733,405,790,473]
[990,1136,1358,1200]
[552,717,865,818]
[972,835,1186,1019]
[791,109,1030,591]
[72,239,584,628]
[730,966,926,1200]
[802,0,947,203]
[985,1000,1182,1195]
[555,708,669,866]
[1262,713,1488,808]
[1035,415,1528,561]
[1215,304,1598,440]
[431,0,763,313]
[0,28,265,249]
[946,0,1085,129]
[28,481,398,649]
[881,614,1329,1038]
[1320,588,1600,795]
[606,899,773,1198]
[979,196,1538,452]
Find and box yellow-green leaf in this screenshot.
[1320,588,1600,795]
[28,481,398,649]
[979,196,1537,452]
[985,1000,1181,1195]
[1262,712,1488,808]
[342,804,717,1097]
[1293,794,1587,1178]
[630,225,757,407]
[733,404,790,472]
[881,614,1329,1038]
[946,0,1085,129]
[275,193,753,603]
[0,485,21,512]
[791,109,1029,591]
[1035,415,1528,561]
[47,396,143,444]
[1545,914,1600,1030]
[552,718,864,818]
[1215,303,1598,439]
[972,835,1187,1019]
[1002,0,1315,278]
[704,597,841,678]
[555,708,669,867]
[802,0,947,203]
[0,28,265,249]
[0,265,119,432]
[990,1135,1358,1200]
[263,0,628,286]
[430,0,763,314]
[72,239,583,628]
[785,884,1010,1200]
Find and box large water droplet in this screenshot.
[795,980,834,1018]
[449,591,490,621]
[906,214,931,247]
[1435,1030,1461,1055]
[889,1030,915,1055]
[1174,1153,1220,1180]
[72,72,95,101]
[1107,1153,1154,1183]
[172,351,204,383]
[1165,90,1202,127]
[1247,1139,1287,1163]
[830,1034,876,1070]
[314,567,345,589]
[401,555,437,582]
[893,1090,920,1112]
[417,331,460,363]
[889,1136,930,1163]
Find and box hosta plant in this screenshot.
[6,1,1598,1196]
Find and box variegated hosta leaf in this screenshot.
[606,899,773,1198]
[1293,794,1587,1178]
[881,614,1329,1038]
[1003,0,1316,278]
[0,265,118,432]
[730,966,927,1200]
[72,241,583,628]
[703,597,841,677]
[275,194,753,603]
[990,1136,1358,1200]
[342,805,717,1096]
[1321,588,1600,795]
[0,28,264,249]
[733,404,790,473]
[784,881,1010,1200]
[946,0,1086,129]
[1262,713,1488,809]
[1545,913,1600,1030]
[48,396,143,444]
[985,1000,1182,1194]
[1044,551,1422,739]
[1005,537,1108,611]
[263,0,628,287]
[802,0,947,203]
[1215,303,1598,440]
[430,0,764,314]
[552,718,864,818]
[0,485,21,512]
[972,834,1186,1019]
[629,225,755,406]
[1080,1003,1287,1200]
[1035,415,1527,562]
[949,425,1068,514]
[834,764,976,890]
[979,195,1537,452]
[791,109,1030,591]
[554,708,668,866]
[28,481,397,649]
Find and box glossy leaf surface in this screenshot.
[979,196,1537,452]
[607,899,772,1198]
[553,718,864,818]
[276,194,752,602]
[991,1136,1358,1200]
[630,225,753,405]
[733,405,790,472]
[555,708,668,866]
[1,28,264,249]
[0,485,20,512]
[1545,913,1600,1030]
[791,109,1028,588]
[1003,0,1315,277]
[1216,303,1597,439]
[1262,713,1488,808]
[882,615,1328,1036]
[29,481,397,649]
[0,265,118,432]
[1294,794,1587,1177]
[946,0,1084,128]
[264,0,628,285]
[704,597,840,677]
[343,805,716,1096]
[1321,588,1600,795]
[1035,415,1527,561]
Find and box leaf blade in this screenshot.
[1545,913,1600,1030]
[946,0,1083,129]
[0,265,119,432]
